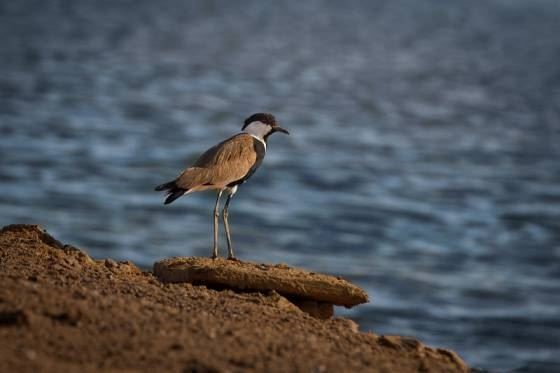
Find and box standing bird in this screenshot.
[155,113,289,260]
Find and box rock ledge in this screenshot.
[154,256,368,318]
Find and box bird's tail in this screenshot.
[154,181,187,205]
[155,181,175,191]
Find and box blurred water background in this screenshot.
[1,0,560,371]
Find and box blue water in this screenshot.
[1,1,560,371]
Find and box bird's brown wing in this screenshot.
[175,134,258,190]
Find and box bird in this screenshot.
[155,113,289,260]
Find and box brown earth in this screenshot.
[0,224,470,372]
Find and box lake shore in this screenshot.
[0,224,469,372]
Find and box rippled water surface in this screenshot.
[2,1,560,371]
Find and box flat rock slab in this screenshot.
[153,257,369,308]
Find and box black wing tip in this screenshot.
[164,190,185,205]
[155,181,186,204]
[155,181,175,191]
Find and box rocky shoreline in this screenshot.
[0,224,469,372]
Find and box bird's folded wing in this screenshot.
[175,134,258,189]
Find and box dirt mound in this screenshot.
[0,224,469,372]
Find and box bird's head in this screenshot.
[242,113,289,142]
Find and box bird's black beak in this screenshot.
[274,126,289,135]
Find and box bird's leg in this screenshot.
[212,189,223,259]
[222,191,237,260]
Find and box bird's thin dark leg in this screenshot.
[212,189,223,259]
[222,192,236,260]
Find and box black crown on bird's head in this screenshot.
[242,113,278,130]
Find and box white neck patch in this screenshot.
[242,121,270,148]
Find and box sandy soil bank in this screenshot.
[0,224,469,372]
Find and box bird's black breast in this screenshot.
[227,137,266,187]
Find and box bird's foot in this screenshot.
[227,255,240,262]
[211,252,219,260]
